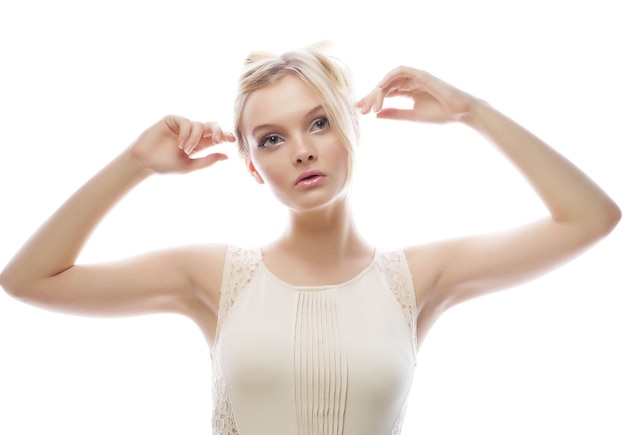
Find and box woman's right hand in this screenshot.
[129,115,235,174]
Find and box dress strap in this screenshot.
[374,248,418,358]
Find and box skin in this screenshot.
[242,75,373,287]
[0,66,621,353]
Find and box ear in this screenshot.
[245,157,265,184]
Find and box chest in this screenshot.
[216,268,415,433]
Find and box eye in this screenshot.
[310,117,330,132]
[258,134,284,148]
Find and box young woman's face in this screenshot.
[241,74,350,212]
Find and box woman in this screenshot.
[0,44,620,434]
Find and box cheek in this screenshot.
[261,166,286,185]
[249,154,282,185]
[332,143,351,171]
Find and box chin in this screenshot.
[286,192,350,214]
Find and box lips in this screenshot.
[295,170,326,186]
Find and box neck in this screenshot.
[273,198,370,264]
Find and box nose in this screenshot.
[293,137,317,165]
[296,154,316,164]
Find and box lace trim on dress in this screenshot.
[390,402,408,435]
[375,249,417,435]
[214,245,261,338]
[211,246,261,435]
[374,249,419,360]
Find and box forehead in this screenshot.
[241,75,322,134]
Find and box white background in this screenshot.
[1,0,624,433]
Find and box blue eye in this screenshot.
[259,134,284,148]
[311,117,330,132]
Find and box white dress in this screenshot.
[211,245,418,435]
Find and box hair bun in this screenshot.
[244,41,334,66]
[244,51,277,65]
[306,40,333,52]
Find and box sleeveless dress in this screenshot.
[211,245,418,435]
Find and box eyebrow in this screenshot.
[251,105,325,137]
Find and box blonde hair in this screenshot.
[233,42,359,178]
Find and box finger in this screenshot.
[360,75,420,115]
[377,66,425,91]
[183,121,206,155]
[356,96,372,114]
[355,97,367,112]
[223,131,237,142]
[202,122,237,144]
[375,108,416,122]
[163,115,191,149]
[356,91,374,114]
[358,87,386,114]
[356,98,371,114]
[202,121,222,143]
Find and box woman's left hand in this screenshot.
[357,66,476,123]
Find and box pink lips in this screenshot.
[295,170,326,187]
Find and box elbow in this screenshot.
[588,199,622,240]
[0,271,16,298]
[561,199,622,246]
[601,199,622,235]
[0,267,34,300]
[0,269,23,299]
[1,273,48,309]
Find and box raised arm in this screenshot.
[0,116,233,323]
[358,66,621,316]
